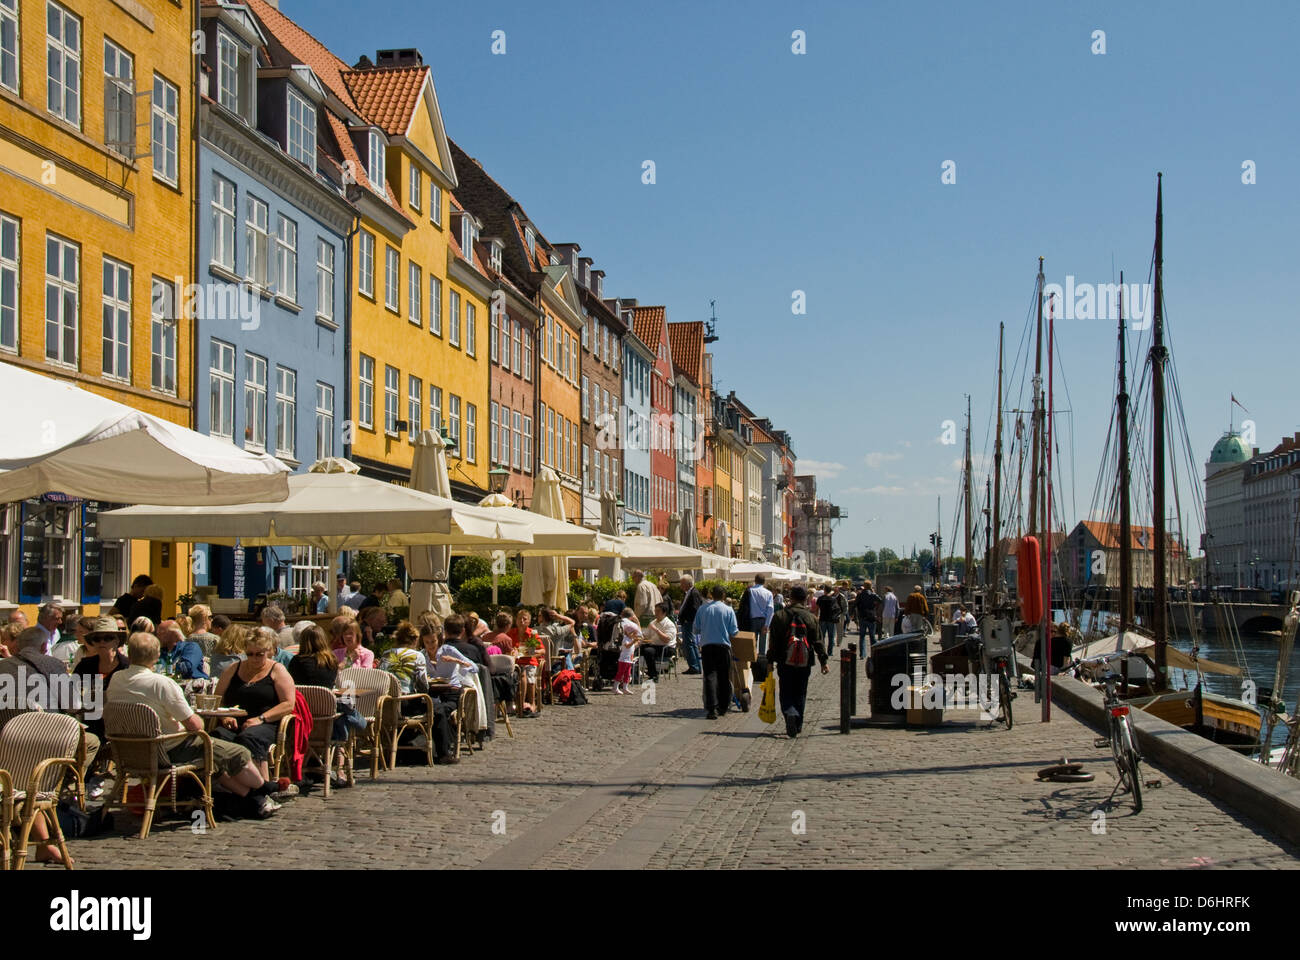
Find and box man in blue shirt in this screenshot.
[693,585,739,720]
[156,620,208,679]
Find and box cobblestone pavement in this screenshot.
[69,644,1300,870]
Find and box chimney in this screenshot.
[375,49,423,68]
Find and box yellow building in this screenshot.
[250,4,487,497]
[0,0,195,613]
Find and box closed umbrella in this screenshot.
[409,430,453,620]
[521,467,569,609]
[666,512,681,545]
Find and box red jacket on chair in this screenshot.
[290,690,314,781]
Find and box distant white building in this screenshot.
[1241,433,1300,589]
[1203,430,1251,587]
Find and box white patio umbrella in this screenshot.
[409,430,453,620]
[520,467,570,609]
[98,458,535,613]
[613,532,711,570]
[0,362,290,504]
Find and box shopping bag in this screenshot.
[759,667,777,724]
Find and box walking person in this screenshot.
[880,586,899,639]
[693,585,738,719]
[631,569,662,625]
[856,580,882,648]
[815,586,840,654]
[903,585,931,635]
[767,586,829,737]
[677,575,705,675]
[835,584,851,648]
[740,574,775,657]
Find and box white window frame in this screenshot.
[244,195,270,287]
[315,239,334,323]
[490,401,499,464]
[429,384,442,432]
[490,304,499,363]
[430,183,441,226]
[274,365,296,459]
[358,231,374,298]
[408,262,421,326]
[315,381,334,461]
[582,376,589,421]
[215,25,253,123]
[274,214,297,302]
[46,1,81,127]
[384,245,399,313]
[151,73,179,185]
[466,403,477,463]
[522,415,532,473]
[0,0,18,96]
[408,163,421,212]
[366,129,384,195]
[448,289,460,347]
[100,256,131,382]
[383,364,399,436]
[102,38,133,156]
[466,301,476,357]
[243,353,267,451]
[0,213,19,352]
[44,233,78,367]
[448,394,461,451]
[407,375,422,442]
[209,339,235,439]
[357,354,374,430]
[429,274,441,336]
[514,412,523,471]
[286,85,316,171]
[521,326,530,380]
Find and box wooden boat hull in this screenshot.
[1130,690,1261,746]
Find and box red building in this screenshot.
[633,306,676,538]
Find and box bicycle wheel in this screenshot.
[1110,715,1130,789]
[1122,718,1143,813]
[999,669,1013,730]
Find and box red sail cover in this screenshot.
[1018,536,1043,624]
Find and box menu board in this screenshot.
[19,500,46,604]
[81,501,102,604]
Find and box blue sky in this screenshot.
[301,0,1300,558]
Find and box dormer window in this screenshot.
[524,226,535,259]
[216,26,254,123]
[366,129,384,194]
[489,240,503,273]
[286,86,315,171]
[461,216,477,262]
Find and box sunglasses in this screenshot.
[245,650,269,658]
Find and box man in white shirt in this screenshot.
[35,602,63,655]
[631,570,662,625]
[743,574,775,657]
[107,632,280,818]
[880,587,899,639]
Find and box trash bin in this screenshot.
[867,632,922,717]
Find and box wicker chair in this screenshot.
[377,673,434,769]
[487,655,515,739]
[451,684,479,759]
[0,712,82,869]
[103,702,218,840]
[0,766,12,870]
[296,686,353,799]
[263,713,296,782]
[338,667,390,780]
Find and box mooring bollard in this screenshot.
[848,643,858,714]
[840,645,854,733]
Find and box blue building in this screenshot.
[192,2,355,603]
[619,300,653,535]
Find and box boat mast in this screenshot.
[1028,259,1044,543]
[1117,272,1134,634]
[992,323,1004,603]
[964,394,973,595]
[1151,173,1169,689]
[983,477,992,591]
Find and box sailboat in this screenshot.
[1085,175,1262,747]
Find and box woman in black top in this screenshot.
[75,625,130,739]
[133,585,164,628]
[215,628,295,778]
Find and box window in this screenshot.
[289,546,329,599]
[524,226,535,259]
[460,216,477,262]
[286,86,316,171]
[605,454,613,493]
[490,305,499,363]
[383,365,399,435]
[244,196,270,287]
[358,231,374,297]
[103,39,133,154]
[490,401,499,463]
[509,318,519,372]
[44,233,78,365]
[407,375,422,441]
[211,175,236,271]
[151,74,179,185]
[429,275,441,335]
[521,326,530,380]
[546,406,554,467]
[430,184,441,227]
[0,0,17,94]
[100,257,130,380]
[408,163,420,211]
[215,26,252,121]
[448,394,461,451]
[209,339,235,438]
[465,302,476,356]
[275,366,296,458]
[243,354,267,450]
[582,377,589,421]
[584,445,591,491]
[46,2,80,126]
[429,385,441,432]
[384,246,399,312]
[543,315,551,363]
[522,416,532,472]
[366,129,383,194]
[315,381,334,461]
[489,242,502,273]
[561,332,568,381]
[357,354,374,429]
[0,213,18,351]
[582,319,589,350]
[466,403,477,463]
[315,240,334,322]
[407,263,421,326]
[274,215,297,301]
[448,290,460,347]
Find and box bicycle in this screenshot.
[1065,654,1143,813]
[976,620,1015,730]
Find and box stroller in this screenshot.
[591,612,620,691]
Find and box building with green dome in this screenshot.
[1204,430,1251,587]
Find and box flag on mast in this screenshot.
[1231,394,1249,413]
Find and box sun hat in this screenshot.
[86,616,127,638]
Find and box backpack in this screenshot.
[737,587,754,631]
[597,612,619,652]
[551,669,587,705]
[784,613,812,668]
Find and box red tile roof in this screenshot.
[345,66,428,137]
[1078,521,1183,554]
[245,0,357,112]
[667,321,704,386]
[631,306,666,350]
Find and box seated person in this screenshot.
[507,607,544,715]
[109,631,280,819]
[288,624,364,781]
[641,601,678,681]
[208,623,248,678]
[214,629,296,780]
[414,620,473,764]
[156,619,208,679]
[483,611,514,655]
[330,615,374,669]
[537,606,579,670]
[381,621,427,716]
[464,611,491,639]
